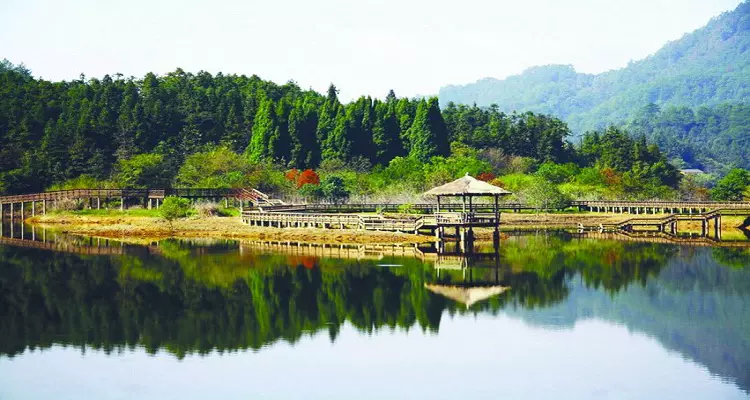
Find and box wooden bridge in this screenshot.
[578,208,750,240]
[571,200,750,214]
[0,187,269,218]
[240,208,507,234]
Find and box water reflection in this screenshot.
[0,226,749,394]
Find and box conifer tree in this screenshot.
[246,96,277,162]
[372,100,403,164]
[407,98,450,162]
[316,84,340,145]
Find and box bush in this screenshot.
[160,197,191,226]
[115,153,171,188]
[48,175,115,191]
[517,177,571,211]
[535,162,579,184]
[194,201,220,217]
[397,203,415,214]
[176,146,257,188]
[52,198,80,211]
[321,176,350,204]
[493,173,536,192]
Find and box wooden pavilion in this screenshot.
[423,174,512,240]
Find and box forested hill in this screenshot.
[438,1,750,134]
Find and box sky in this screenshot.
[0,0,744,101]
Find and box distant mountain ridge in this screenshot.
[438,1,750,134]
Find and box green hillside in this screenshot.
[438,1,750,134]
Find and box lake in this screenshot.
[0,224,749,399]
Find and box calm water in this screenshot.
[0,224,749,399]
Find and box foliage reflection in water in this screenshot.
[0,225,749,397]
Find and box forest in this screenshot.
[1,59,748,203]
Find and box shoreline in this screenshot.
[22,211,748,245]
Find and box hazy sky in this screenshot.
[0,0,743,101]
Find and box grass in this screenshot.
[51,208,163,217]
[26,211,436,245]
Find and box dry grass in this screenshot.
[26,213,436,245]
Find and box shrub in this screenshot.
[115,153,171,188]
[52,198,80,211]
[477,172,496,182]
[517,177,571,211]
[160,197,191,227]
[535,162,579,184]
[176,146,257,188]
[397,203,415,214]
[194,201,220,217]
[296,169,321,188]
[321,176,349,204]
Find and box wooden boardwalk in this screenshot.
[571,200,750,214]
[240,210,438,233]
[578,208,750,240]
[0,187,268,217]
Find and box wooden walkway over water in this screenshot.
[578,208,750,240]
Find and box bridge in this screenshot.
[0,187,269,218]
[578,208,750,240]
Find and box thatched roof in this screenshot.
[423,174,512,197]
[424,283,510,307]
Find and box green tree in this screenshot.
[246,96,277,162]
[160,196,191,227]
[712,169,750,201]
[114,153,171,188]
[321,176,350,204]
[407,98,449,162]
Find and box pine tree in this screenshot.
[322,105,352,162]
[407,98,449,162]
[246,96,277,162]
[372,100,403,164]
[395,98,416,152]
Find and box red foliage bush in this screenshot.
[285,168,299,182]
[600,168,621,186]
[477,172,496,182]
[296,169,320,188]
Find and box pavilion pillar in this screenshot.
[494,194,500,230]
[32,201,35,216]
[43,200,46,215]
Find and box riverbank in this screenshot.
[25,212,434,245]
[24,210,748,244]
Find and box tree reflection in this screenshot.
[2,233,750,392]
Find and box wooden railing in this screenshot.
[241,210,438,232]
[572,200,750,210]
[0,188,265,204]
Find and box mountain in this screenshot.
[438,1,750,135]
